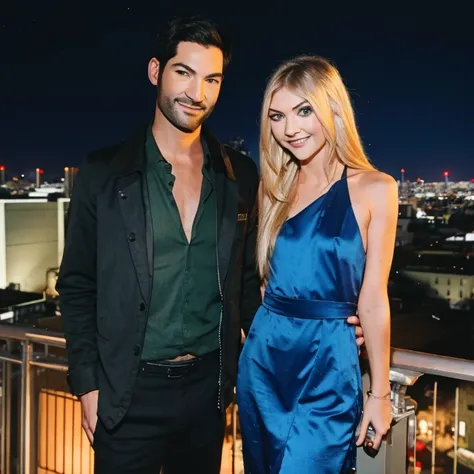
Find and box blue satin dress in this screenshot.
[237,167,365,473]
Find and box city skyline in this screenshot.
[1,2,472,181]
[1,165,474,186]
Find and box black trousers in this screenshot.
[93,351,225,474]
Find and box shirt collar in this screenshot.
[146,124,212,171]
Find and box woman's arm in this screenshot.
[356,171,398,448]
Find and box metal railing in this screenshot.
[1,324,474,474]
[356,349,474,474]
[0,325,68,474]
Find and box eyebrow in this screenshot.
[171,62,224,79]
[269,100,309,114]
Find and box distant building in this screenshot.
[64,167,79,198]
[401,269,474,310]
[396,203,416,247]
[28,183,64,198]
[396,218,415,247]
[399,203,416,218]
[400,251,474,310]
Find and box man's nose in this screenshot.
[185,78,205,104]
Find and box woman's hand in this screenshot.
[356,395,392,450]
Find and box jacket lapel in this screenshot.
[110,126,152,302]
[205,129,239,288]
[117,173,150,302]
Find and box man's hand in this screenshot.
[347,315,364,348]
[80,390,99,445]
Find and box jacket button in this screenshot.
[133,344,141,356]
[128,232,136,242]
[119,191,127,199]
[139,302,146,312]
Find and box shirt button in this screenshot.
[133,344,141,356]
[168,181,173,187]
[128,232,136,242]
[119,191,127,199]
[184,300,189,306]
[139,302,146,312]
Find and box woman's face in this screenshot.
[269,87,327,162]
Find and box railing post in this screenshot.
[357,369,421,474]
[20,341,34,474]
[232,401,237,474]
[409,412,417,473]
[1,340,12,474]
[431,381,437,474]
[453,385,459,474]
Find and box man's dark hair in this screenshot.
[154,15,232,71]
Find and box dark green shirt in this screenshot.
[141,128,221,360]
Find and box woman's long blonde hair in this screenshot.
[257,55,375,281]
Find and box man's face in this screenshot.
[150,42,224,132]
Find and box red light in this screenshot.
[401,169,405,173]
[0,165,4,171]
[444,171,449,177]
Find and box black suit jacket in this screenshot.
[56,126,261,429]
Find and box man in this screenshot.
[57,15,365,474]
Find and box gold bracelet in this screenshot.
[367,390,391,400]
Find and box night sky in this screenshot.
[1,1,472,182]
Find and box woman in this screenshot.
[237,55,397,473]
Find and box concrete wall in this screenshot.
[1,200,58,292]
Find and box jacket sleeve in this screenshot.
[240,166,262,336]
[56,159,99,396]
